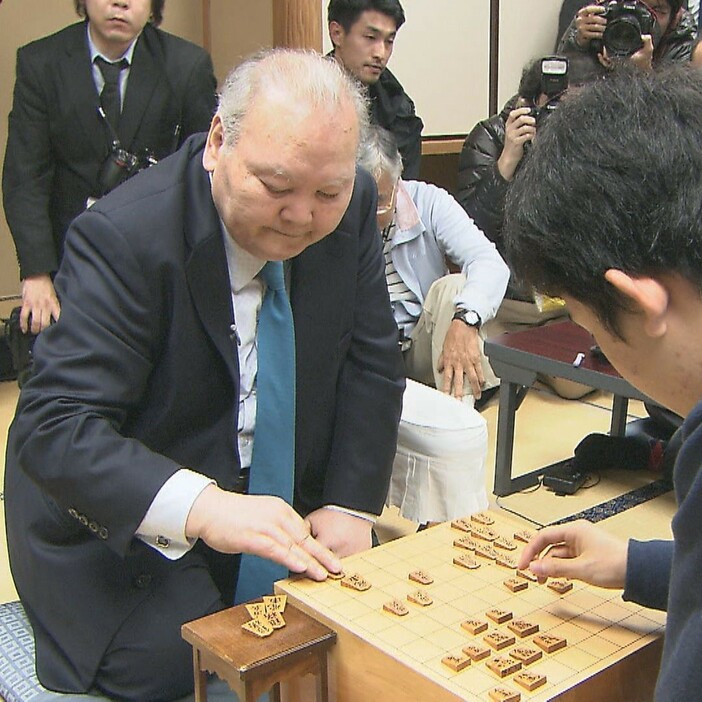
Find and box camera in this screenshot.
[3,307,37,388]
[98,142,157,196]
[594,0,656,58]
[527,56,569,126]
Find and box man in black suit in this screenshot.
[328,0,424,179]
[5,49,404,700]
[2,0,217,334]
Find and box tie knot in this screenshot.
[95,56,128,85]
[261,261,285,292]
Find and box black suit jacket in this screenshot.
[2,21,217,278]
[4,134,405,691]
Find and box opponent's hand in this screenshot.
[497,107,536,181]
[575,4,607,47]
[186,486,342,581]
[305,507,373,559]
[20,274,60,334]
[517,519,628,589]
[438,321,484,399]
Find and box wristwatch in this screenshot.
[452,309,481,328]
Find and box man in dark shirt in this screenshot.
[328,0,423,179]
[507,65,702,701]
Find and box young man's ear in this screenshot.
[605,269,669,338]
[329,21,345,49]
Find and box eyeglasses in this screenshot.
[376,181,398,216]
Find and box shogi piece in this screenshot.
[408,570,433,585]
[441,653,472,672]
[470,511,495,525]
[451,518,472,533]
[514,530,535,544]
[461,618,488,635]
[453,536,477,551]
[494,536,517,551]
[507,620,539,638]
[486,656,522,678]
[548,578,573,594]
[407,590,433,606]
[326,570,345,580]
[510,646,543,665]
[533,633,567,653]
[181,603,336,702]
[454,554,480,570]
[504,578,528,593]
[340,573,371,591]
[484,631,516,651]
[514,671,547,691]
[516,569,538,582]
[383,599,409,617]
[486,609,513,624]
[489,687,521,702]
[471,525,498,542]
[496,554,518,569]
[475,543,499,561]
[463,643,491,662]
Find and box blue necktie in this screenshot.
[235,261,296,604]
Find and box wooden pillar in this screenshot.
[272,0,323,51]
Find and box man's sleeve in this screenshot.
[396,102,424,180]
[2,47,60,277]
[10,209,182,558]
[623,538,673,611]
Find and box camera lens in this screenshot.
[603,16,644,57]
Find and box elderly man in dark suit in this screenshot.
[5,48,404,701]
[2,0,217,334]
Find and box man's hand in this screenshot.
[575,4,606,48]
[438,320,483,399]
[497,106,536,182]
[598,34,654,70]
[305,507,373,559]
[185,485,342,581]
[517,520,628,589]
[20,274,60,334]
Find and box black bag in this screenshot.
[4,307,37,388]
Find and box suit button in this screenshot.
[98,527,109,540]
[68,508,79,519]
[88,521,99,533]
[134,574,152,589]
[79,515,88,526]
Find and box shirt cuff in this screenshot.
[323,504,377,524]
[136,468,215,560]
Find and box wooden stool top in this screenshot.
[182,603,336,678]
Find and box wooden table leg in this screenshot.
[192,649,208,702]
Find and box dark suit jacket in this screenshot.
[2,20,217,279]
[4,134,405,692]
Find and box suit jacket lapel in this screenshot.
[119,27,161,148]
[62,22,107,160]
[183,146,240,386]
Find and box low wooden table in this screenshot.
[181,603,336,702]
[484,320,651,496]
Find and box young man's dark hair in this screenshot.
[504,64,702,338]
[74,0,165,26]
[327,0,405,33]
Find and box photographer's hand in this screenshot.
[20,274,61,334]
[497,106,536,182]
[629,34,654,71]
[575,4,606,48]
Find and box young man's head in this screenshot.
[75,0,163,59]
[328,0,406,85]
[504,66,702,414]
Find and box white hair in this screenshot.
[218,48,369,150]
[357,124,403,182]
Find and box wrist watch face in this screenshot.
[455,310,481,327]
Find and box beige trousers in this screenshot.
[402,274,499,397]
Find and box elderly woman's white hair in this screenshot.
[357,124,403,182]
[217,48,370,149]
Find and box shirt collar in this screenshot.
[87,23,139,65]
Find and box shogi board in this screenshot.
[276,510,665,702]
